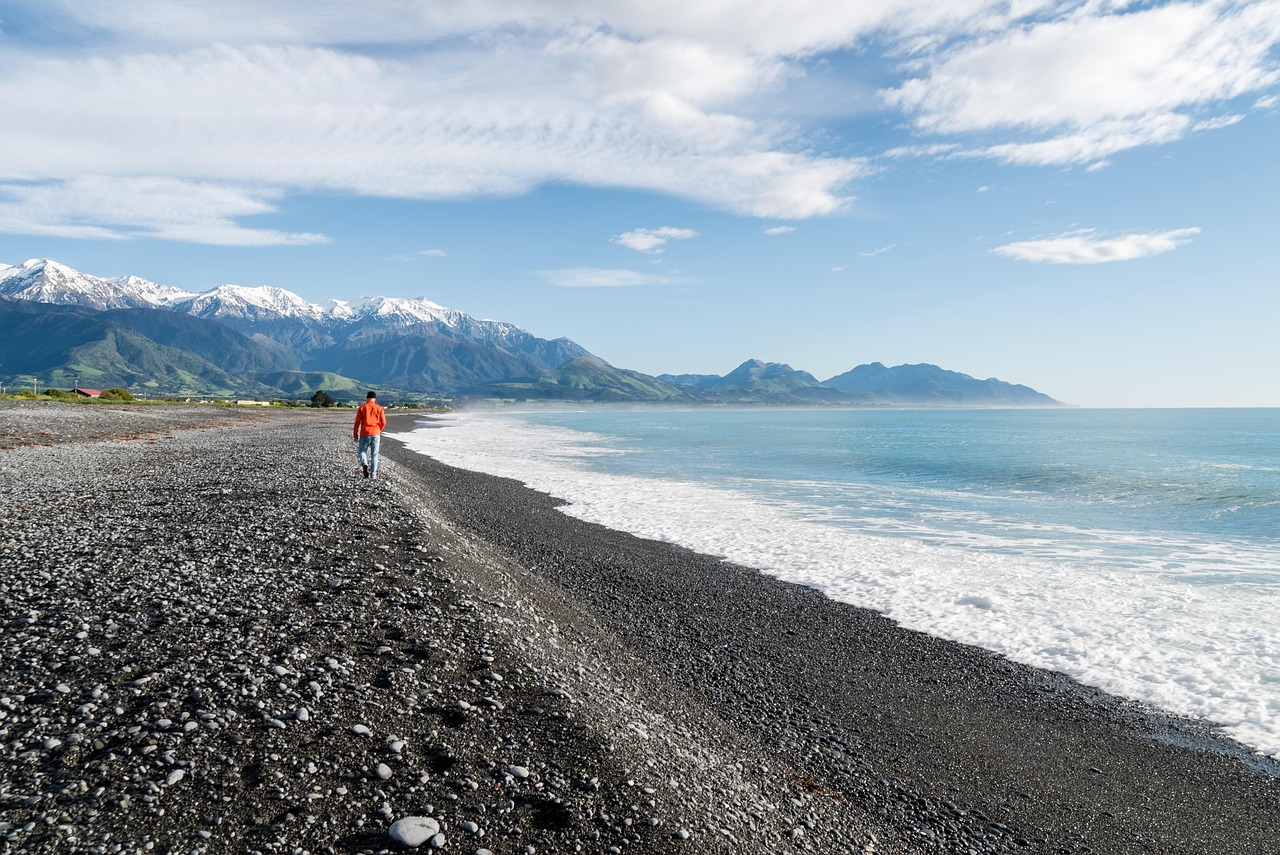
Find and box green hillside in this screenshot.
[474,356,688,402]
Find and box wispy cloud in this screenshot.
[881,142,962,159]
[992,228,1201,265]
[613,226,698,253]
[0,176,327,246]
[764,225,795,236]
[1194,114,1245,132]
[541,267,691,288]
[387,248,449,263]
[859,244,896,258]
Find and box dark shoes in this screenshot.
[362,464,370,478]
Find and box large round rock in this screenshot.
[389,816,441,848]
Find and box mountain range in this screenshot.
[0,258,1062,406]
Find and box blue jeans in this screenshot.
[358,434,381,478]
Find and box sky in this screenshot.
[0,1,1278,407]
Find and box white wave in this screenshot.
[392,413,1280,757]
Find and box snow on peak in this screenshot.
[319,299,353,320]
[339,295,458,325]
[104,274,195,306]
[177,283,326,320]
[0,258,190,310]
[1,258,520,337]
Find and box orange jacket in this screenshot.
[353,400,386,438]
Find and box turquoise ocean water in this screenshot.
[398,408,1280,755]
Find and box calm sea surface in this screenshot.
[398,407,1280,755]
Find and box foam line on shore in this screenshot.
[392,411,1280,758]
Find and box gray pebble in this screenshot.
[388,816,440,847]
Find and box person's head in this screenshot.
[366,391,377,400]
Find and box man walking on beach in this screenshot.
[353,391,386,479]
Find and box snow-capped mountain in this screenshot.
[1,258,594,383]
[0,259,194,310]
[326,295,462,327]
[175,283,329,322]
[0,259,535,335]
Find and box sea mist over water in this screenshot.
[397,407,1280,756]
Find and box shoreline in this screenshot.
[392,409,1280,766]
[1,402,1276,854]
[383,411,1280,853]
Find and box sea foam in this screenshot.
[395,412,1280,757]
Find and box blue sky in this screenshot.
[0,0,1277,407]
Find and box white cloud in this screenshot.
[388,248,448,262]
[0,176,327,246]
[881,142,962,159]
[541,267,687,287]
[832,264,848,272]
[40,1,1020,58]
[0,3,896,243]
[973,113,1193,166]
[3,0,1272,246]
[992,227,1200,264]
[886,1,1280,165]
[1194,113,1245,131]
[613,226,699,253]
[858,243,896,258]
[764,225,796,235]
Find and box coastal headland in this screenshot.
[0,402,1275,854]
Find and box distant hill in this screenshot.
[823,362,1060,406]
[663,359,851,404]
[315,334,549,394]
[0,298,286,397]
[473,356,686,402]
[1,258,1064,406]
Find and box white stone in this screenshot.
[165,770,185,786]
[352,724,373,736]
[506,765,530,779]
[376,763,393,780]
[388,816,440,848]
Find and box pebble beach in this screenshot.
[1,402,1277,855]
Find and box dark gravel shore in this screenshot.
[1,403,1276,855]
